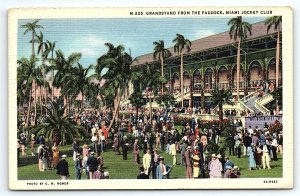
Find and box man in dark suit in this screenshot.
[244,133,252,150]
[137,167,149,179]
[87,152,98,179]
[74,153,82,179]
[56,154,69,180]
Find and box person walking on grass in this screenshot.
[143,149,152,176]
[113,135,120,155]
[133,138,140,164]
[184,146,193,179]
[37,143,45,171]
[170,141,177,166]
[192,150,200,178]
[20,133,27,156]
[30,134,36,156]
[137,166,149,179]
[87,152,98,179]
[247,144,256,171]
[56,154,69,180]
[156,156,167,179]
[262,143,271,169]
[209,154,222,178]
[74,153,82,179]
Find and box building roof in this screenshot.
[131,21,276,66]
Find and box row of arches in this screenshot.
[165,58,282,93]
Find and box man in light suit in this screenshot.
[156,156,167,179]
[143,149,152,176]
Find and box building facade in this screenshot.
[131,21,282,108]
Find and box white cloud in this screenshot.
[81,34,107,46]
[80,48,97,57]
[195,29,216,39]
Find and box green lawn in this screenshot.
[18,142,282,180]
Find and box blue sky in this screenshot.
[18,17,266,67]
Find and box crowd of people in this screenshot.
[17,107,283,180]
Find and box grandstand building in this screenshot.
[129,21,282,112]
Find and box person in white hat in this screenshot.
[56,155,69,180]
[232,166,241,178]
[209,153,222,178]
[103,171,110,179]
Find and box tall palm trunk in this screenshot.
[26,87,33,127]
[244,71,248,96]
[51,71,55,101]
[236,38,241,99]
[108,90,121,132]
[34,81,37,125]
[218,103,223,128]
[149,94,153,122]
[189,76,193,107]
[51,52,55,101]
[161,56,164,94]
[63,96,67,116]
[276,30,280,114]
[180,52,184,107]
[81,93,84,111]
[32,32,35,57]
[41,50,48,114]
[39,86,43,115]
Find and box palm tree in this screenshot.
[64,63,95,111]
[129,90,146,118]
[96,43,132,131]
[20,19,44,57]
[211,88,233,127]
[85,82,101,110]
[271,86,282,115]
[17,56,42,126]
[265,16,282,90]
[153,40,172,94]
[34,31,48,108]
[34,97,85,145]
[173,34,191,107]
[17,62,32,122]
[52,50,82,116]
[228,16,252,99]
[140,63,166,121]
[44,40,56,101]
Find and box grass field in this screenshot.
[18,141,282,180]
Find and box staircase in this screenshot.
[218,91,274,116]
[241,91,274,115]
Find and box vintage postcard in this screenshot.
[8,7,293,190]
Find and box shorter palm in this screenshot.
[211,88,233,127]
[34,97,85,145]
